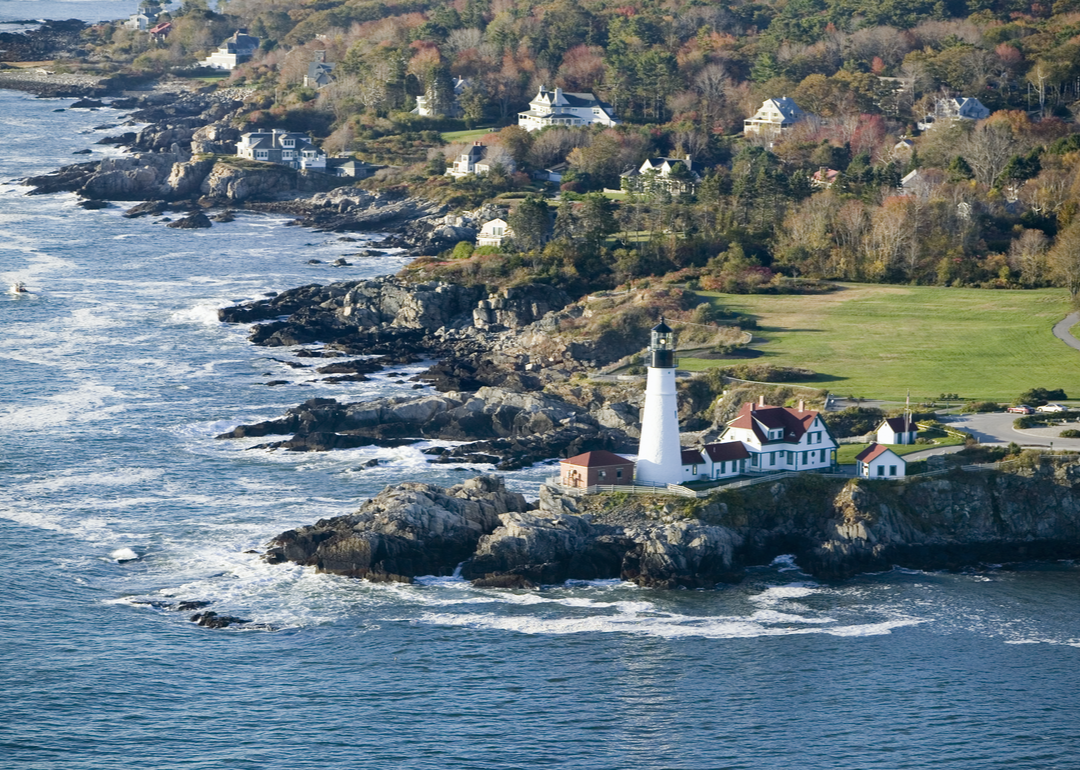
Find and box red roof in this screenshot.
[855,443,897,463]
[728,402,820,444]
[149,22,172,33]
[561,450,633,468]
[703,442,750,462]
[681,449,705,465]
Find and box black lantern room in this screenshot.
[649,320,675,368]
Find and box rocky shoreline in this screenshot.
[263,457,1080,591]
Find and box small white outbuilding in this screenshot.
[855,443,906,479]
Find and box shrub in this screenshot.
[1060,429,1080,438]
[1014,416,1035,429]
[1016,388,1067,406]
[823,407,885,438]
[450,242,474,260]
[962,401,1000,413]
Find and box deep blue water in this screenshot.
[2,67,1080,770]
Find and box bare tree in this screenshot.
[960,121,1017,187]
[446,28,483,56]
[1049,219,1080,303]
[1009,228,1049,286]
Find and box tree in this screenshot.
[959,121,1017,187]
[1049,219,1080,303]
[576,193,617,253]
[507,195,551,251]
[1009,229,1049,287]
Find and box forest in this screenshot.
[79,0,1080,298]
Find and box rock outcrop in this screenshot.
[264,459,1080,589]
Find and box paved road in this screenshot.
[941,411,1080,450]
[1052,312,1080,351]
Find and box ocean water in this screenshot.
[3,86,1080,769]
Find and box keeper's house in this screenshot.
[559,450,635,489]
[856,443,906,479]
[714,397,837,474]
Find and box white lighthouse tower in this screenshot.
[635,320,683,486]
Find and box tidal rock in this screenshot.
[191,611,249,628]
[166,212,212,229]
[264,475,532,581]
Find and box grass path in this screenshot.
[685,284,1080,401]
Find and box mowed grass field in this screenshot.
[686,284,1080,401]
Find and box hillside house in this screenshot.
[918,97,990,130]
[680,442,751,482]
[125,11,154,30]
[877,417,918,445]
[236,130,326,171]
[327,159,382,179]
[744,97,808,137]
[200,29,259,70]
[518,86,620,132]
[812,167,840,189]
[149,21,171,41]
[446,142,514,178]
[856,443,906,478]
[621,155,700,195]
[476,218,513,247]
[559,450,635,489]
[304,51,335,88]
[716,398,838,473]
[415,77,470,118]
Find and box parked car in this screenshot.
[1036,403,1068,413]
[1008,405,1034,414]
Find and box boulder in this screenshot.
[166,212,212,229]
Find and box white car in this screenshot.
[1036,403,1069,413]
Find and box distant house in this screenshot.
[148,21,171,41]
[899,168,945,197]
[200,29,259,70]
[918,97,990,130]
[811,167,840,189]
[236,130,326,171]
[559,450,635,488]
[621,155,700,196]
[476,218,513,248]
[414,77,469,118]
[446,142,514,178]
[304,51,335,89]
[744,97,808,137]
[518,86,620,132]
[125,7,158,30]
[877,417,918,445]
[892,138,915,161]
[855,443,906,479]
[533,163,568,184]
[327,158,382,179]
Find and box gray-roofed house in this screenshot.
[918,96,990,130]
[743,97,808,138]
[327,158,383,179]
[621,155,700,196]
[518,86,620,132]
[304,51,335,89]
[446,142,515,178]
[200,29,260,70]
[236,129,326,171]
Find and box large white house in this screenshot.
[200,29,259,70]
[476,218,513,247]
[744,97,808,137]
[236,130,326,171]
[446,142,514,178]
[918,97,990,130]
[621,155,700,196]
[715,398,838,474]
[518,86,620,132]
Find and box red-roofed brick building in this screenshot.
[559,450,635,489]
[855,443,906,478]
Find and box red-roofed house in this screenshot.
[717,397,837,473]
[876,416,918,445]
[855,443,906,478]
[559,450,635,489]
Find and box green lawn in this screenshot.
[440,127,495,142]
[684,283,1080,401]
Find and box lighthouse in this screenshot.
[635,321,683,486]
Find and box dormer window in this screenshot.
[283,139,294,148]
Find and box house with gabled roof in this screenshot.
[304,51,335,88]
[236,129,326,171]
[200,29,259,70]
[681,441,751,482]
[918,97,990,130]
[744,97,808,137]
[518,86,620,132]
[856,443,906,478]
[559,450,635,489]
[621,155,700,196]
[415,77,470,118]
[877,416,918,445]
[715,396,838,474]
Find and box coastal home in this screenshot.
[149,21,172,42]
[236,130,326,171]
[856,443,906,478]
[621,155,700,196]
[476,218,513,248]
[918,97,990,130]
[892,138,915,162]
[327,158,383,179]
[744,97,808,138]
[811,167,840,189]
[304,51,335,89]
[715,397,838,473]
[446,142,515,178]
[533,163,568,184]
[681,442,751,482]
[518,86,620,132]
[877,416,918,445]
[559,450,635,489]
[415,77,470,118]
[125,11,154,30]
[200,29,259,70]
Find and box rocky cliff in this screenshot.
[263,458,1080,589]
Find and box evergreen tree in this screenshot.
[508,195,551,251]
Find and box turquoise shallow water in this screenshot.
[2,69,1080,769]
